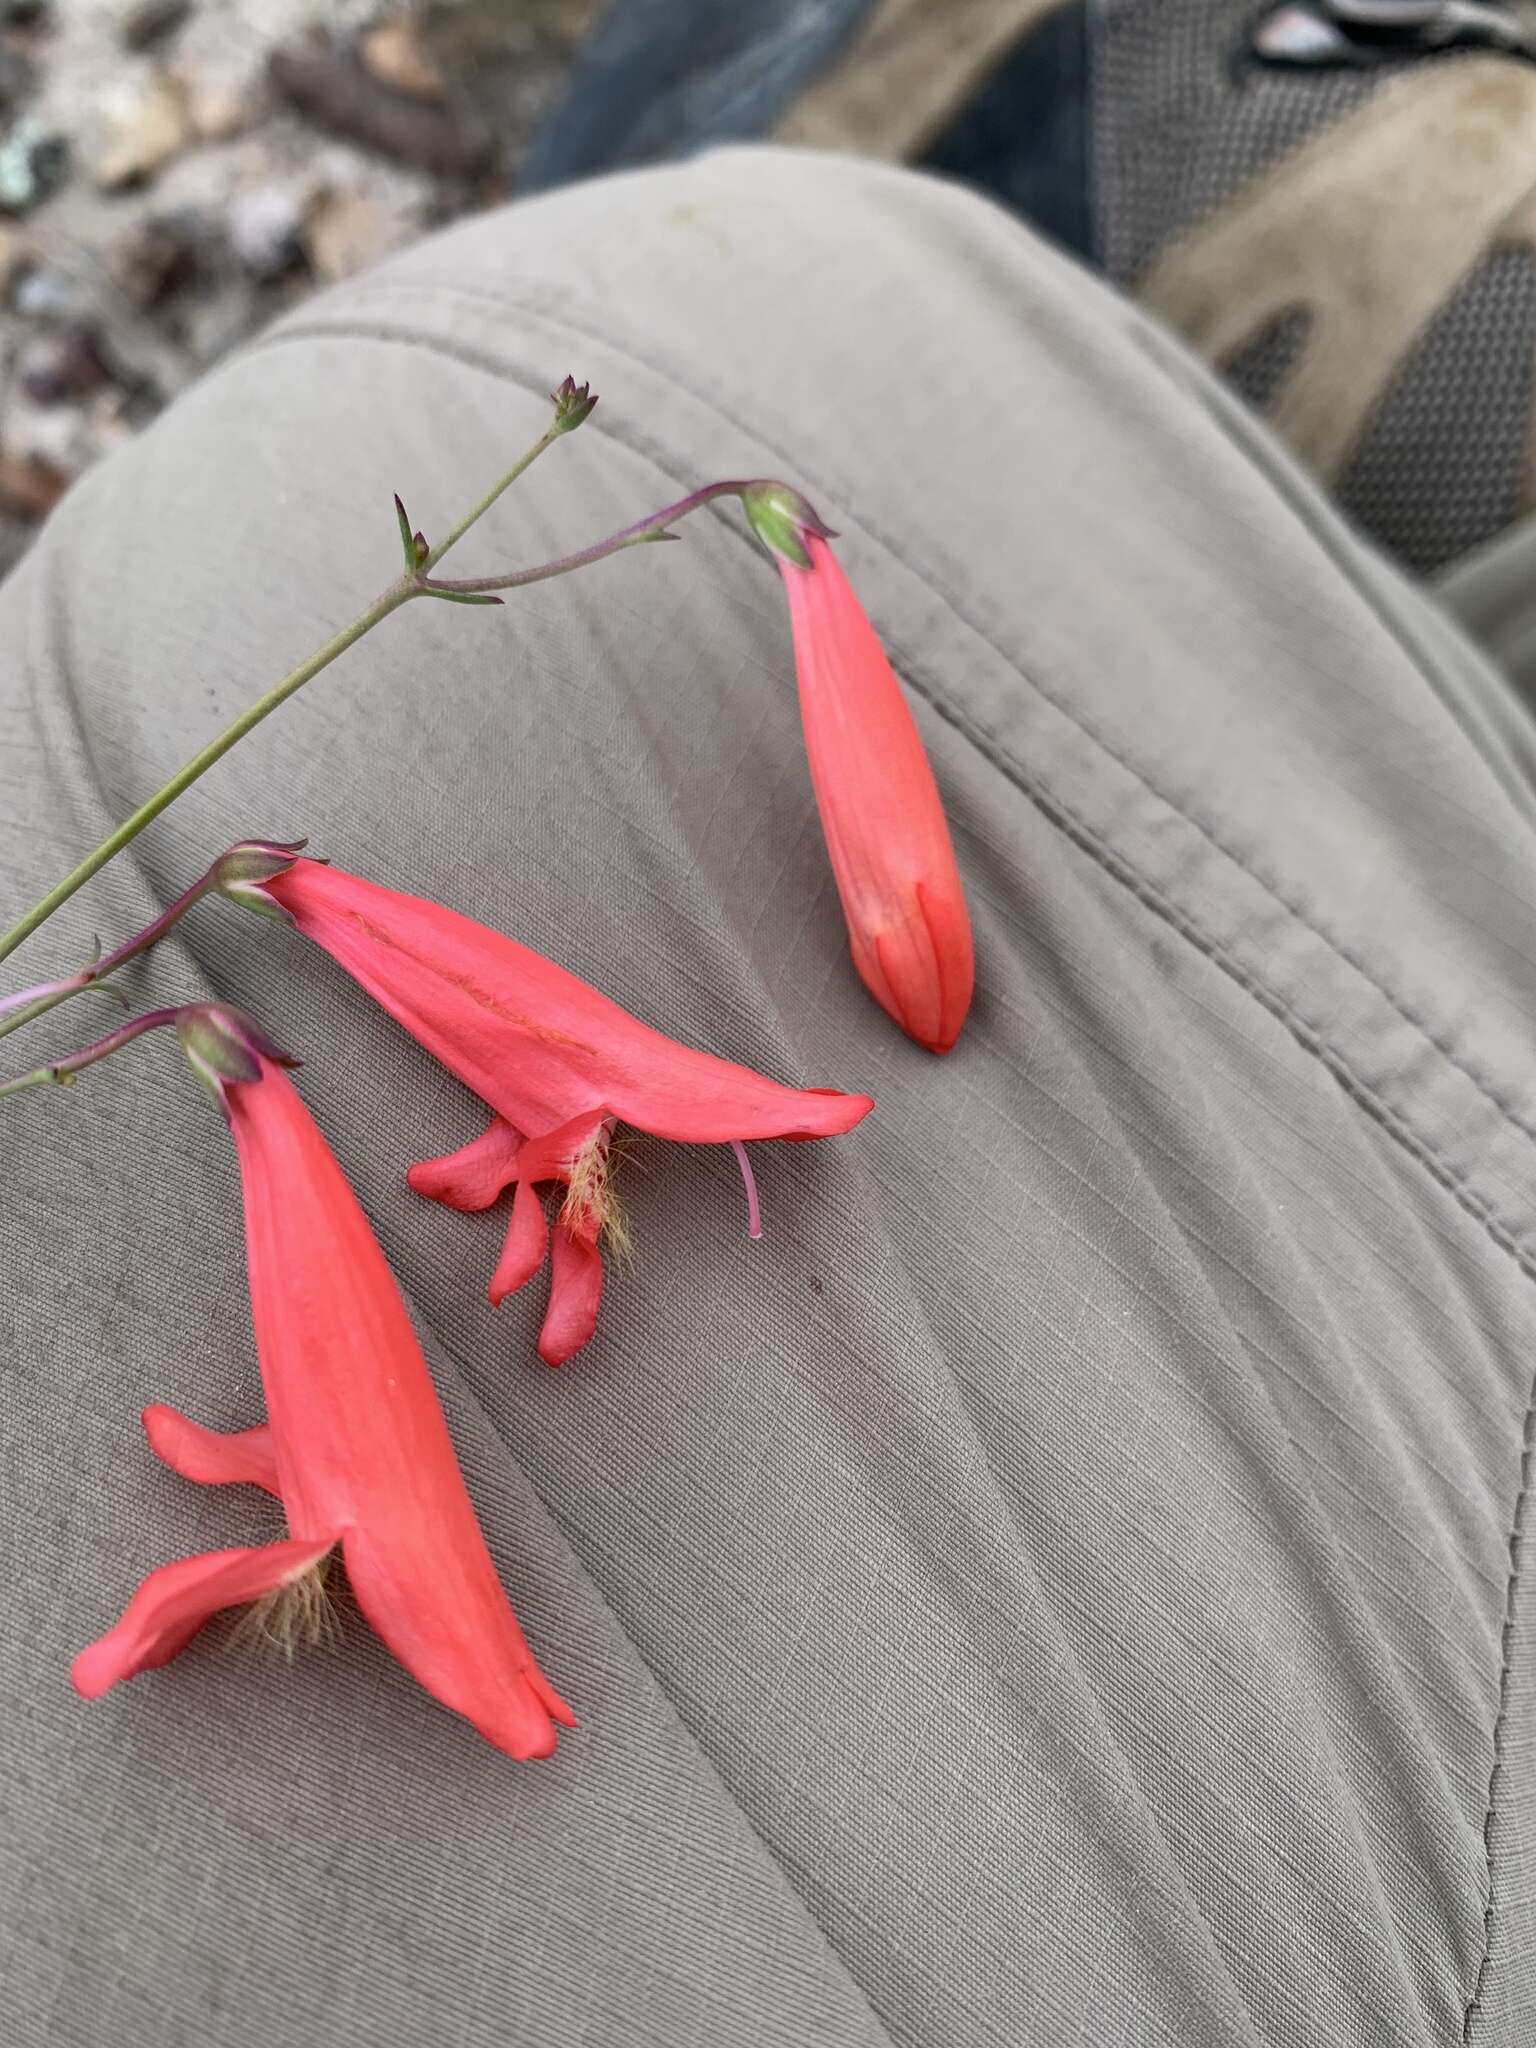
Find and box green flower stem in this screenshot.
[0,439,780,1013]
[0,581,414,972]
[0,422,575,975]
[418,428,562,574]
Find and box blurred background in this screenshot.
[2,0,1534,588]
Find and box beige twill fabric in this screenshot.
[1,148,1534,2047]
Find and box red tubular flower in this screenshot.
[257,860,874,1365]
[74,1028,573,1761]
[744,485,974,1055]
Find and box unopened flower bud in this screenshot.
[763,519,974,1053]
[550,375,598,434]
[740,481,835,570]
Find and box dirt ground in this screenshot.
[0,0,598,574]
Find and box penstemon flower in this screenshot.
[252,858,874,1365]
[73,1007,574,1761]
[743,485,974,1055]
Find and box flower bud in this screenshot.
[741,481,835,569]
[550,375,598,434]
[212,839,307,924]
[769,528,974,1053]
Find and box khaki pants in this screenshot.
[2,149,1533,2047]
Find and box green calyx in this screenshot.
[211,839,304,923]
[740,482,831,569]
[551,375,598,434]
[175,1002,297,1109]
[176,1006,263,1097]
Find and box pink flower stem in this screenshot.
[730,1138,764,1240]
[0,870,218,1042]
[417,479,773,596]
[0,1006,180,1101]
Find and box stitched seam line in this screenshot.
[247,304,1534,2031]
[1127,314,1536,841]
[454,1437,900,2048]
[1012,687,1536,1145]
[1464,1388,1535,2041]
[1112,318,1536,2046]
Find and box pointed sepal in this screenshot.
[175,1003,297,1110]
[550,375,598,434]
[394,492,432,571]
[740,481,836,568]
[212,839,307,925]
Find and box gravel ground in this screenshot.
[0,0,595,575]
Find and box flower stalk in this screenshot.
[415,479,755,597]
[0,384,601,978]
[0,839,303,1044]
[0,584,417,975]
[0,1005,182,1101]
[0,938,129,1043]
[0,405,815,1018]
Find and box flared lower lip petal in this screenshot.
[537,1219,604,1366]
[407,1115,524,1211]
[71,1534,338,1699]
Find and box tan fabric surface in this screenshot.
[1,148,1534,2047]
[1437,508,1536,715]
